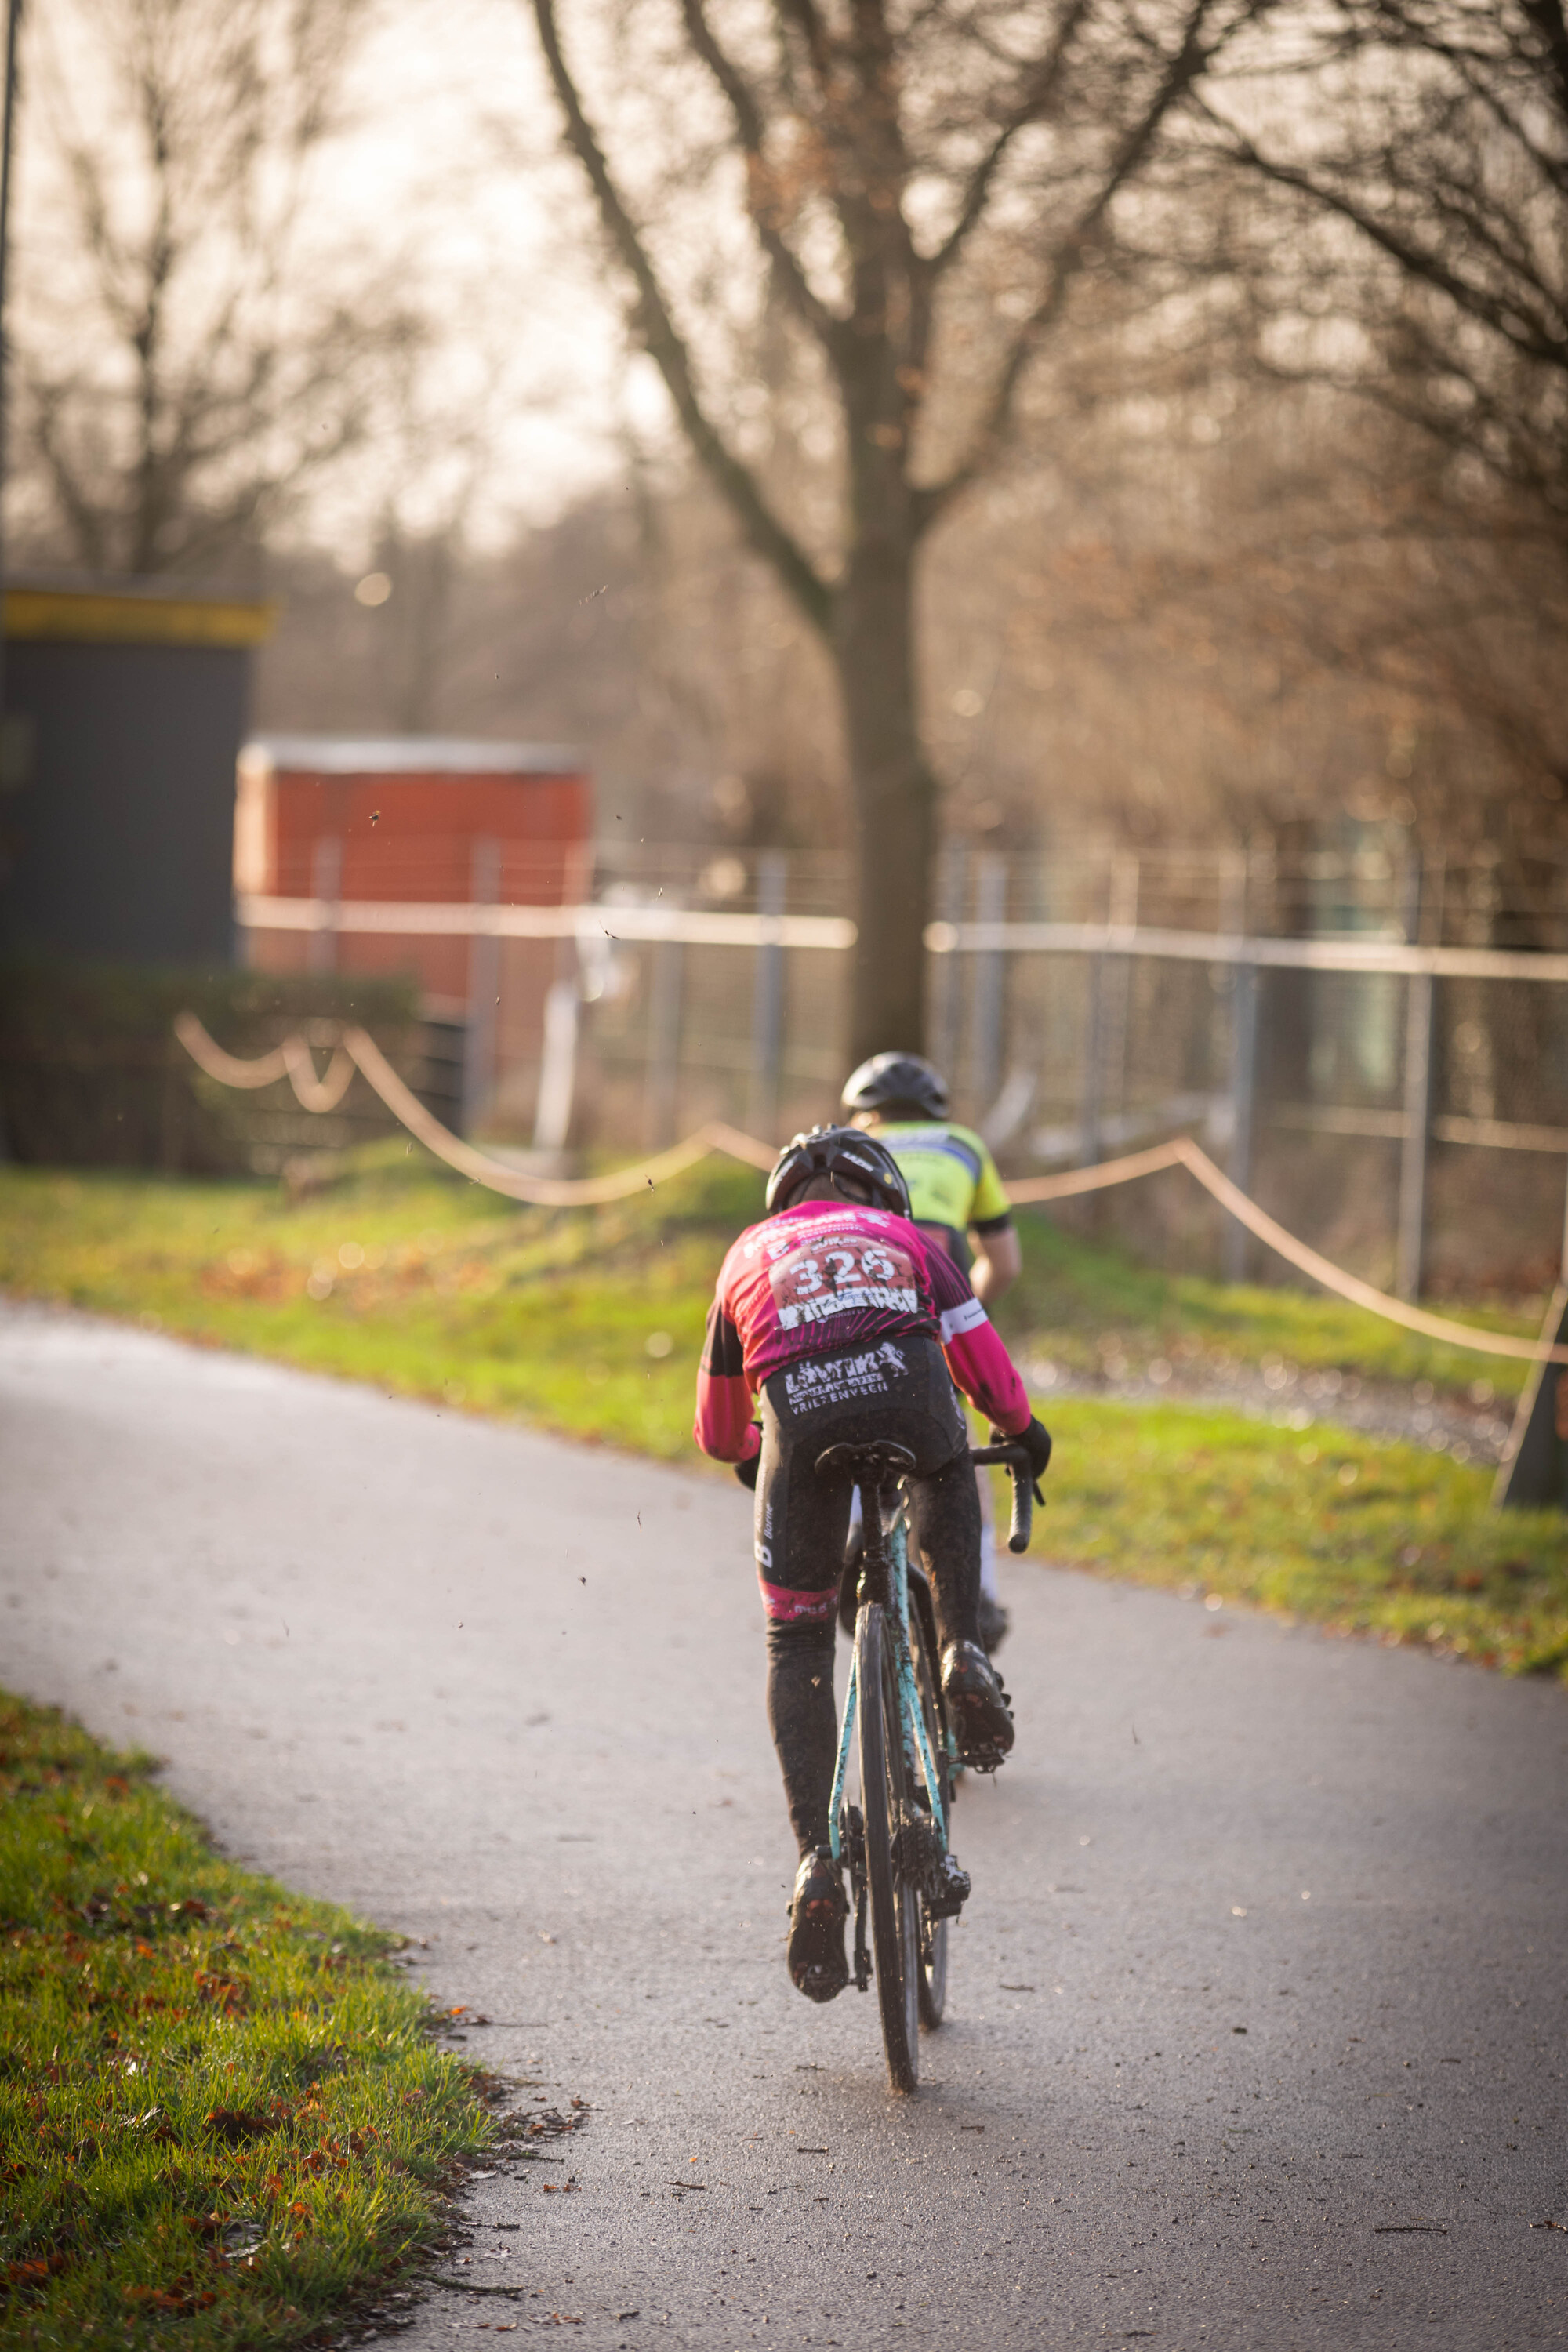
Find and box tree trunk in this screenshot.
[834,523,934,1065]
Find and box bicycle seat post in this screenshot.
[814,1439,916,1617]
[858,1475,891,1610]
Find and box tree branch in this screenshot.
[1521,0,1568,125]
[915,0,1227,532]
[773,0,833,92]
[930,0,1096,278]
[530,0,833,637]
[1206,110,1568,369]
[677,0,841,350]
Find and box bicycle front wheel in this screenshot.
[906,1577,950,2029]
[856,1602,920,2093]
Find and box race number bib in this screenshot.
[768,1235,920,1330]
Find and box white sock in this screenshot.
[978,1523,1000,1603]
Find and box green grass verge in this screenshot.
[0,1146,761,1462]
[0,1690,500,2350]
[1039,1398,1568,1677]
[998,1214,1540,1400]
[2,1146,1566,1680]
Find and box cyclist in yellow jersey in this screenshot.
[840,1052,1023,1650]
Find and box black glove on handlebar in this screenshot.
[1019,1415,1052,1482]
[734,1436,762,1492]
[990,1415,1052,1497]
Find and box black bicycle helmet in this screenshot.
[840,1051,950,1121]
[766,1124,913,1218]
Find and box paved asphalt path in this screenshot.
[2,1300,1566,2351]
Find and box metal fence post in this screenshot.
[532,977,579,1152]
[1224,961,1258,1283]
[929,840,966,1077]
[1102,852,1138,1117]
[1396,969,1434,1301]
[308,836,342,975]
[968,851,1007,1115]
[461,837,500,1137]
[1079,955,1104,1168]
[1080,855,1138,1171]
[750,850,787,1142]
[645,938,684,1149]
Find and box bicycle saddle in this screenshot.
[814,1439,917,1483]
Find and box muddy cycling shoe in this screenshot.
[941,1639,1015,1771]
[976,1594,1011,1656]
[787,1846,850,2004]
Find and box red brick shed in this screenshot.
[236,735,592,1130]
[238,735,590,1005]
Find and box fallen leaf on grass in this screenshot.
[122,2284,217,2312]
[203,2108,271,2143]
[6,2255,67,2286]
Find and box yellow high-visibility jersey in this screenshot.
[873,1121,1012,1268]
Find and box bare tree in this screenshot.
[1206,2,1568,538]
[527,0,1268,1059]
[14,0,423,578]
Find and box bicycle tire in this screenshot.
[906,1581,949,2029]
[856,1602,920,2093]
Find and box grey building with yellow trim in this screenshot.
[0,577,276,966]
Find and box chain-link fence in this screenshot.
[240,833,1568,1297]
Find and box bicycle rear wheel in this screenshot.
[906,1578,950,2029]
[856,1602,920,2093]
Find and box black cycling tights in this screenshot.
[765,1446,980,1856]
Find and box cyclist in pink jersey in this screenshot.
[695,1125,1051,2003]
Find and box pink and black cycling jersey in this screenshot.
[695,1199,1030,1462]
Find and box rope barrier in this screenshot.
[1010,1134,1568,1361]
[176,1013,776,1203]
[174,1013,1568,1361]
[1006,1138,1189,1202]
[1170,1138,1568,1365]
[173,1014,292,1090]
[344,1025,776,1203]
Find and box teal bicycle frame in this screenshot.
[814,1437,1034,2084]
[826,1492,949,1871]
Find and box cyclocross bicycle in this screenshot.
[820,1436,1042,2093]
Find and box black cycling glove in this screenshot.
[989,1414,1052,1499]
[734,1434,763,1492]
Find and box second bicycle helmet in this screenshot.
[840,1051,950,1121]
[766,1124,913,1218]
